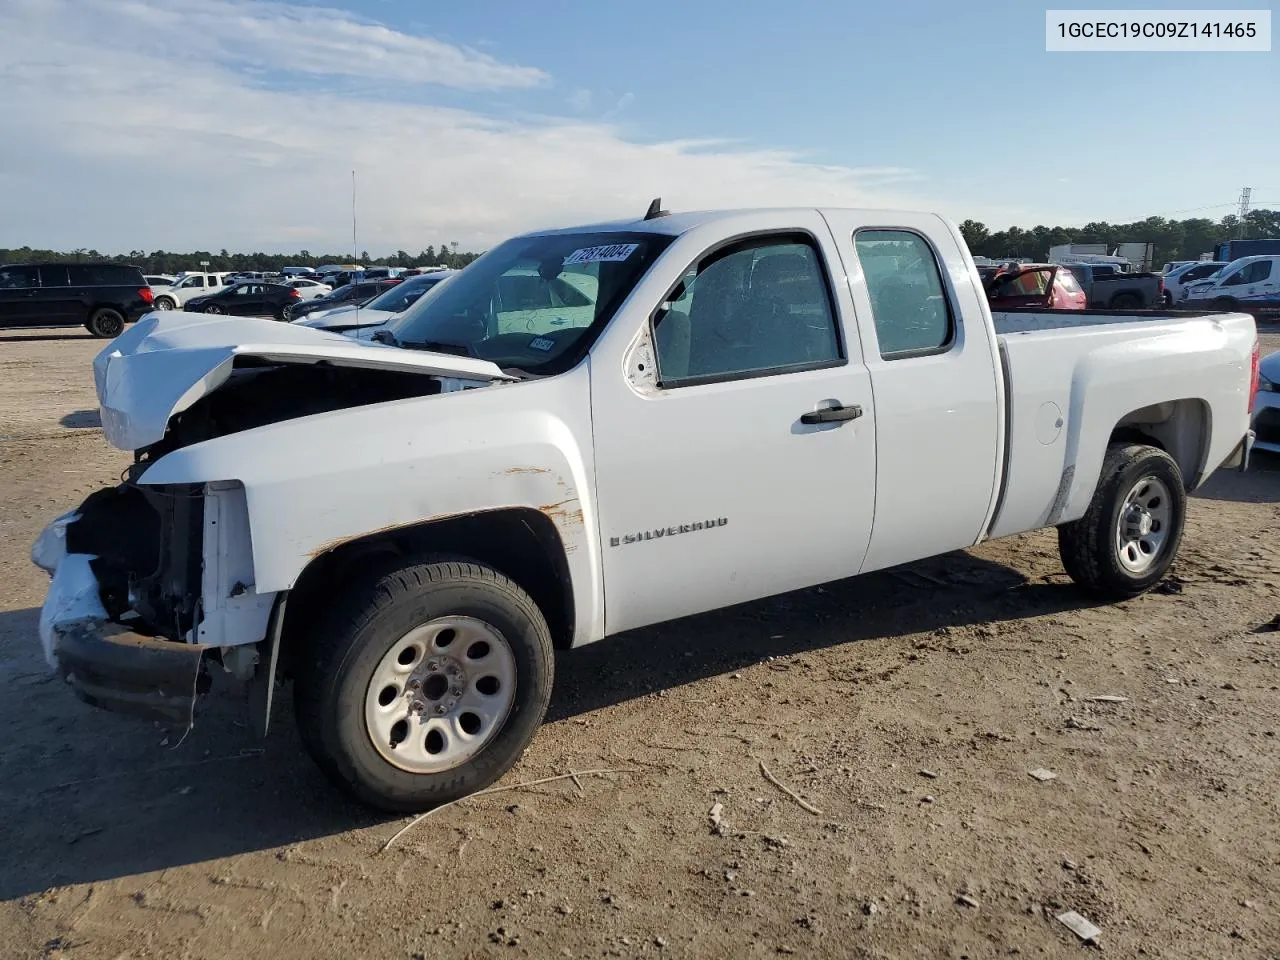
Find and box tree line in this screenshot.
[3,208,1278,273]
[0,245,481,275]
[959,208,1280,265]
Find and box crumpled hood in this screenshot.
[295,307,396,330]
[93,312,513,451]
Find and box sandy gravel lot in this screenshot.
[1,326,1278,960]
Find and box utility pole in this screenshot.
[1237,186,1252,239]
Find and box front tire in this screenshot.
[85,308,125,338]
[154,296,175,310]
[1058,443,1186,600]
[293,558,554,812]
[204,304,224,315]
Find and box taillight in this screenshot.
[1249,338,1260,412]
[139,286,154,303]
[1157,277,1165,296]
[289,289,301,299]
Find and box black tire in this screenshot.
[292,557,554,812]
[1058,443,1186,600]
[154,296,175,311]
[1109,293,1141,310]
[1211,297,1238,311]
[281,303,294,321]
[204,304,224,315]
[85,308,125,339]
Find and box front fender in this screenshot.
[139,366,603,645]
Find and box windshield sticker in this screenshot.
[563,243,639,266]
[528,336,556,352]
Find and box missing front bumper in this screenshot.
[56,624,209,725]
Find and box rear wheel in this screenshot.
[293,557,554,811]
[1109,293,1141,310]
[1058,443,1186,599]
[85,308,125,339]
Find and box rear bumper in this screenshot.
[56,623,207,725]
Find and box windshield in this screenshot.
[387,232,672,373]
[365,276,446,313]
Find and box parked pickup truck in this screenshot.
[1061,263,1164,309]
[32,206,1258,811]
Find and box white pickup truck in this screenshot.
[32,205,1258,811]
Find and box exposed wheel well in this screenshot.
[1109,398,1211,487]
[279,508,575,676]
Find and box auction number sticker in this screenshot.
[564,243,639,265]
[1046,9,1271,50]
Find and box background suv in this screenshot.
[0,262,154,337]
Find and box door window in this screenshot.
[0,266,38,289]
[854,230,954,357]
[652,235,841,385]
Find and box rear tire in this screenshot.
[1058,443,1186,600]
[292,557,554,812]
[1109,293,1141,310]
[85,308,125,339]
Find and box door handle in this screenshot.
[801,403,863,425]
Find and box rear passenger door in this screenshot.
[820,213,1001,572]
[0,265,40,325]
[36,265,78,323]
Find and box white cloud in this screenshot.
[0,0,1038,254]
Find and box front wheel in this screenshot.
[1058,443,1186,600]
[154,296,175,310]
[292,558,554,811]
[204,304,224,315]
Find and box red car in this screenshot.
[984,263,1088,311]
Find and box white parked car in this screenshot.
[151,272,234,310]
[278,277,332,300]
[1184,255,1280,310]
[33,204,1258,812]
[1162,261,1228,303]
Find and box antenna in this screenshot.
[352,169,360,322]
[644,197,669,220]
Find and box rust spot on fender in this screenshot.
[539,497,584,530]
[306,519,420,559]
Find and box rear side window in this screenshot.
[39,266,70,287]
[67,264,140,285]
[653,234,842,385]
[853,230,953,358]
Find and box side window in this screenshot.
[1220,267,1246,287]
[653,235,841,384]
[1244,260,1273,283]
[39,266,70,287]
[0,266,38,289]
[854,230,953,358]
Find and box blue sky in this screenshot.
[0,0,1275,253]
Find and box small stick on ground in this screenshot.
[759,760,823,816]
[569,770,585,795]
[380,768,637,853]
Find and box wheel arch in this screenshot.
[279,507,576,677]
[1109,398,1212,488]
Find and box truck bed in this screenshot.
[987,307,1255,541]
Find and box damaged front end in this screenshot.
[33,478,212,724]
[35,312,513,728]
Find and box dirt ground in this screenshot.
[1,326,1278,960]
